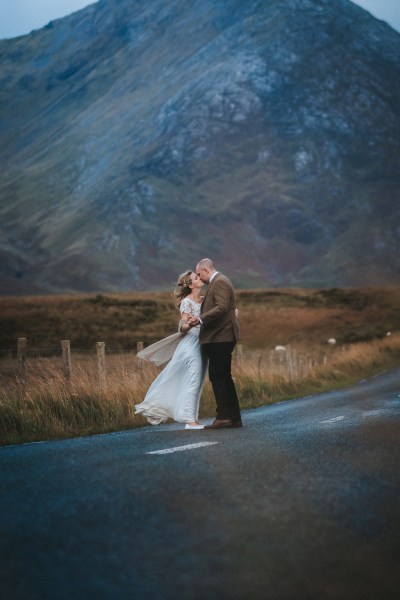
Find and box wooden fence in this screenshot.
[7,338,146,388]
[240,346,329,380]
[0,338,329,387]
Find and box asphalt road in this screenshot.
[1,369,399,600]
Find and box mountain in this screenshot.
[0,0,399,294]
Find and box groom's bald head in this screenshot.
[196,258,216,283]
[197,258,214,270]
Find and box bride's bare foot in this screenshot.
[186,421,201,427]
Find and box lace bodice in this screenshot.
[180,297,202,318]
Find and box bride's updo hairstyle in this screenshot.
[174,270,193,306]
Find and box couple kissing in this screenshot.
[135,258,242,430]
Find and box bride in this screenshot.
[134,270,208,430]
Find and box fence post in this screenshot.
[96,342,107,389]
[286,347,293,381]
[269,350,274,368]
[299,355,305,377]
[136,341,144,372]
[61,340,72,383]
[236,344,243,367]
[257,352,263,378]
[17,338,27,376]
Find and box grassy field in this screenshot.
[1,285,400,350]
[1,286,400,446]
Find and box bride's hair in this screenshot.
[173,270,193,306]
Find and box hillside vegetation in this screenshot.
[1,0,399,293]
[1,286,399,351]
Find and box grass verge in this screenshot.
[1,334,399,446]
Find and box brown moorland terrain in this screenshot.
[1,286,400,351]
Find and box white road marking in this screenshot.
[362,410,380,417]
[319,415,345,424]
[146,442,220,455]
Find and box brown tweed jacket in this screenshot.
[199,273,240,344]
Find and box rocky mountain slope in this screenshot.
[0,0,399,293]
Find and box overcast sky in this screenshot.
[0,0,399,39]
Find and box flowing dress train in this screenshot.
[134,298,208,424]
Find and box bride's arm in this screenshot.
[179,312,191,333]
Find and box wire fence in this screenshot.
[0,337,329,386]
[0,347,132,360]
[0,338,142,383]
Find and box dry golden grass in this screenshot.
[237,286,400,348]
[0,292,177,350]
[1,286,400,445]
[1,286,400,351]
[1,333,400,446]
[0,356,153,445]
[233,333,400,409]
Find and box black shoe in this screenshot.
[204,419,243,429]
[204,419,233,429]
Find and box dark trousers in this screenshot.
[202,342,241,423]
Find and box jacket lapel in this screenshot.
[201,273,220,313]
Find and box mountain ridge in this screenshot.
[0,0,399,294]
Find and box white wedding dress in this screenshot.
[134,298,208,424]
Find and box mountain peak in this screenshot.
[1,0,399,294]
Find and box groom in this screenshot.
[188,258,242,429]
